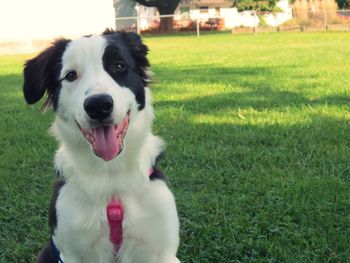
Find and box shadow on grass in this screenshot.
[153,64,314,85]
[150,65,350,261]
[1,69,350,262]
[0,72,22,85]
[0,73,25,105]
[152,65,350,112]
[163,114,350,262]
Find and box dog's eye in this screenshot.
[64,71,77,82]
[111,62,126,74]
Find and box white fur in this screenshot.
[50,35,180,263]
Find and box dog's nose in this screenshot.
[84,94,114,120]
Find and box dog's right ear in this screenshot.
[23,39,70,105]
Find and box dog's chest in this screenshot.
[53,179,172,263]
[54,184,115,262]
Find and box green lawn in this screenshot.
[1,32,350,262]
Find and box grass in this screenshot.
[0,32,350,262]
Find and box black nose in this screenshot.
[84,94,114,120]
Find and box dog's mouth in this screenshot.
[76,111,130,161]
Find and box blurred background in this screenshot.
[1,0,349,54]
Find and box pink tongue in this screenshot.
[93,125,119,161]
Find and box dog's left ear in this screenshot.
[123,32,150,84]
[23,39,70,106]
[124,32,149,58]
[102,29,149,62]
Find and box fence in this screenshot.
[115,10,350,36]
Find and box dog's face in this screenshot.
[23,30,151,161]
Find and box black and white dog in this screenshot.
[23,30,180,263]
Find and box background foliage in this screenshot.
[233,0,279,12]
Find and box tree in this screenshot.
[135,0,180,32]
[233,0,279,12]
[336,0,349,8]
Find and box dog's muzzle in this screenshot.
[77,94,130,161]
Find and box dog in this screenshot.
[23,29,180,263]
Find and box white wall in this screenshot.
[221,9,260,28]
[189,9,217,21]
[263,0,292,26]
[137,5,158,31]
[186,0,292,29]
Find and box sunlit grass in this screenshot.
[1,32,350,262]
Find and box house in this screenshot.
[178,0,232,18]
[135,0,293,31]
[177,0,292,29]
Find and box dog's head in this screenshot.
[23,30,152,161]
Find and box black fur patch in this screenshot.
[49,176,65,235]
[37,241,58,263]
[23,39,70,110]
[102,31,150,110]
[149,151,167,181]
[149,166,166,181]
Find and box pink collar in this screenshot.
[106,197,123,249]
[106,169,153,251]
